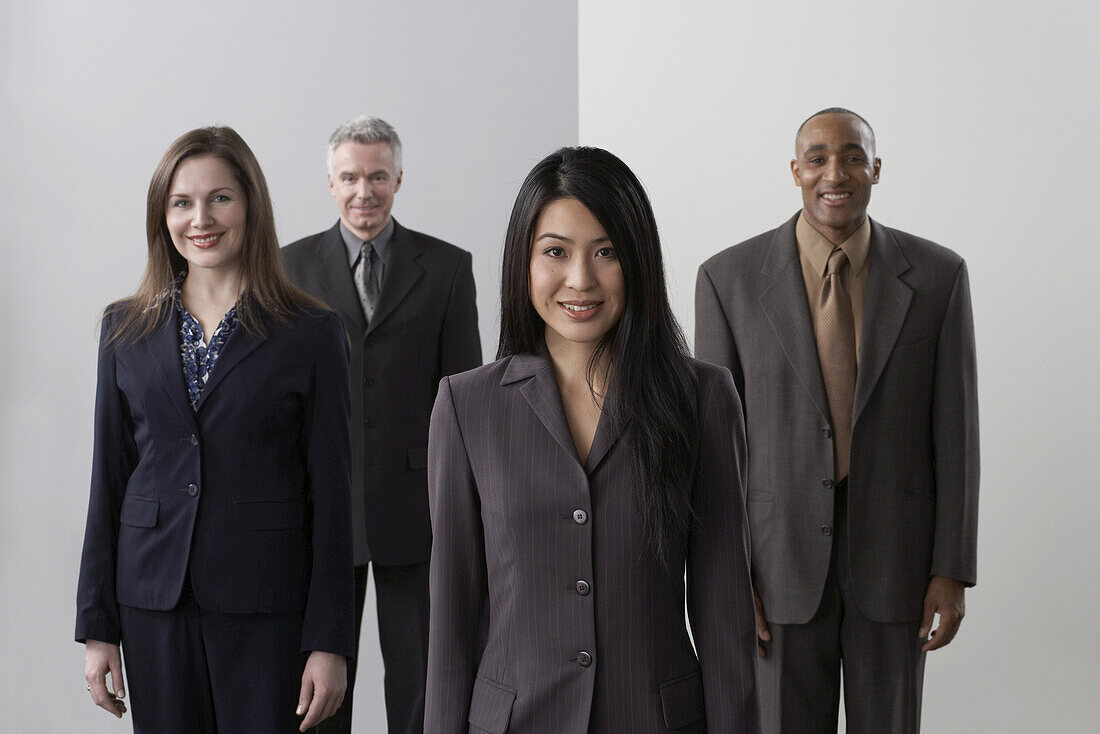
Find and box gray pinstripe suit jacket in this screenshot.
[425,351,760,733]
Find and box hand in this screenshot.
[84,640,127,718]
[753,588,771,658]
[919,576,966,652]
[297,651,347,731]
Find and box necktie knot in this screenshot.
[825,247,849,278]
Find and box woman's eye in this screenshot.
[213,195,230,202]
[172,200,190,208]
[544,246,565,257]
[596,247,616,258]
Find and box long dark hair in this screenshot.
[498,146,699,567]
[106,126,322,346]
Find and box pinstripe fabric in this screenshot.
[426,352,760,733]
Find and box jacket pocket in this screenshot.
[120,495,158,528]
[407,446,428,470]
[234,500,306,530]
[468,675,517,734]
[659,669,706,729]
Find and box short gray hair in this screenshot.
[326,116,403,177]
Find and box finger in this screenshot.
[918,602,937,640]
[108,651,126,700]
[753,591,771,641]
[296,675,314,721]
[299,689,328,730]
[923,612,962,652]
[757,642,767,659]
[87,675,122,718]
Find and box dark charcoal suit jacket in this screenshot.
[695,212,979,625]
[75,306,355,657]
[425,353,760,734]
[282,219,482,566]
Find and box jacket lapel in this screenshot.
[312,224,366,332]
[758,215,831,423]
[584,408,624,475]
[504,351,580,465]
[853,220,913,424]
[193,319,268,413]
[145,313,199,433]
[366,220,424,336]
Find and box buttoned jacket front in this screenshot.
[425,352,759,734]
[75,306,356,658]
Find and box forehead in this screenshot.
[332,141,396,171]
[534,197,607,238]
[170,155,238,190]
[796,113,874,156]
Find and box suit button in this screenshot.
[190,435,199,446]
[577,651,592,667]
[366,419,376,428]
[822,478,835,489]
[576,580,590,596]
[572,509,588,525]
[187,483,199,497]
[364,377,374,387]
[822,427,833,439]
[821,525,832,536]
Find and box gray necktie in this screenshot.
[816,248,857,481]
[354,242,380,323]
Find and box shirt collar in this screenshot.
[795,212,871,277]
[339,217,395,269]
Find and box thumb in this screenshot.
[109,649,126,699]
[918,598,937,639]
[297,671,314,717]
[753,589,771,641]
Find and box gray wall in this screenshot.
[0,1,576,731]
[579,0,1099,731]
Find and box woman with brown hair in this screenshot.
[75,126,355,733]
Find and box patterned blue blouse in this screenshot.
[172,278,241,410]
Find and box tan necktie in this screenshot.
[817,248,857,481]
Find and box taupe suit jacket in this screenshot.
[695,213,979,625]
[425,353,760,733]
[283,219,481,565]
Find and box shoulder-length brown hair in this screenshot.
[106,126,322,345]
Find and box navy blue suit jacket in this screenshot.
[75,305,356,658]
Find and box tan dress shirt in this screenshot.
[796,212,871,364]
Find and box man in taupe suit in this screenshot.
[695,108,978,733]
[283,116,482,733]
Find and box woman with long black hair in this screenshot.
[425,147,759,732]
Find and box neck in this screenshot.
[181,266,244,309]
[344,215,391,243]
[814,216,865,247]
[544,331,611,399]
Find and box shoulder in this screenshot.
[699,222,784,279]
[689,358,735,396]
[441,356,511,398]
[281,226,335,265]
[396,221,473,265]
[877,221,966,273]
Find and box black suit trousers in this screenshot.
[119,580,307,734]
[313,561,429,734]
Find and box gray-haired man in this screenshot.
[283,116,482,733]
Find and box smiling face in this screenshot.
[328,141,402,241]
[791,112,881,244]
[528,197,625,351]
[165,154,247,277]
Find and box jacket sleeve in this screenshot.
[300,311,357,657]
[75,309,138,645]
[930,260,980,586]
[424,376,487,732]
[438,250,482,378]
[695,263,746,412]
[687,368,760,733]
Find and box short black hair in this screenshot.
[795,107,876,151]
